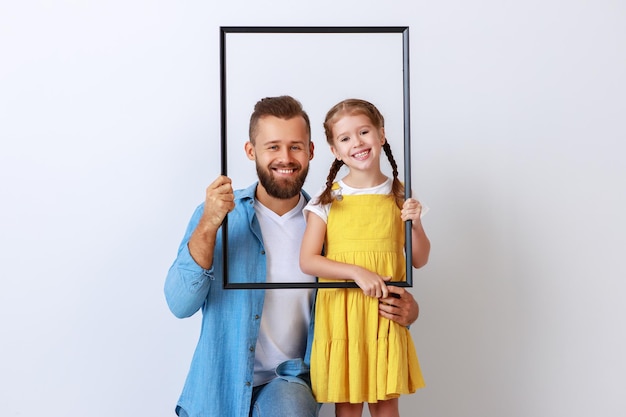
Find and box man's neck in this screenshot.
[255,185,301,216]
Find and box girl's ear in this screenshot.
[380,127,386,145]
[330,146,341,161]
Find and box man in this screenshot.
[165,96,419,417]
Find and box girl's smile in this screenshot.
[351,149,371,160]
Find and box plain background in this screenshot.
[1,1,625,417]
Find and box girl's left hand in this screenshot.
[401,198,423,223]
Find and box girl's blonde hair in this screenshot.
[317,99,404,207]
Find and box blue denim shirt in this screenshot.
[164,182,315,417]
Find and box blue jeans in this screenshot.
[250,377,319,417]
[176,377,319,417]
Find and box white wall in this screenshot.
[1,1,624,416]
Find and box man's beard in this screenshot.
[256,163,309,199]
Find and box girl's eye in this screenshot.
[360,130,369,135]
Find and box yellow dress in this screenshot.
[310,192,425,404]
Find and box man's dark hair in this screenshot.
[248,95,311,144]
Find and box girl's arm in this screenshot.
[401,198,431,268]
[299,212,391,298]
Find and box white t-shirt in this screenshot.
[253,194,316,386]
[304,178,429,223]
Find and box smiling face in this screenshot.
[245,115,314,204]
[329,113,386,175]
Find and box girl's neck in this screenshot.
[341,171,388,189]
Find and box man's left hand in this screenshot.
[378,285,419,327]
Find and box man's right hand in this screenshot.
[188,175,235,269]
[202,175,235,228]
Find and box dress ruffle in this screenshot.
[311,288,424,403]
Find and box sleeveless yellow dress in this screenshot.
[310,192,425,404]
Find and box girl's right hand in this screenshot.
[353,267,391,298]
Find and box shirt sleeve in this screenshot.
[303,187,331,223]
[164,204,214,318]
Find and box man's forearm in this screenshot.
[187,218,219,270]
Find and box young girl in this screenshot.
[300,99,431,417]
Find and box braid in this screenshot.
[383,141,405,208]
[318,159,344,205]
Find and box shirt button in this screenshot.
[254,315,260,319]
[249,346,255,352]
[261,250,265,255]
[245,381,251,386]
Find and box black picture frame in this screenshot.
[220,26,413,289]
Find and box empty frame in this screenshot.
[220,26,413,289]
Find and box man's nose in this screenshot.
[276,147,291,162]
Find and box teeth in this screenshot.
[353,150,369,158]
[276,169,295,174]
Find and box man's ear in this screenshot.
[309,141,315,160]
[244,141,255,161]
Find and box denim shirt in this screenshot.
[164,183,316,417]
